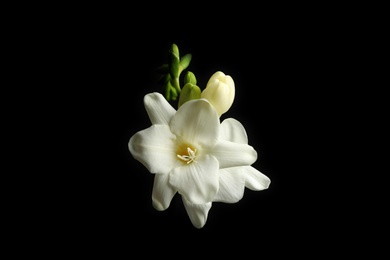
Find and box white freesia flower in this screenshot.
[215,118,271,199]
[129,92,269,228]
[201,71,235,117]
[182,118,271,228]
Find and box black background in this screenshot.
[21,5,370,257]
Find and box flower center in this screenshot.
[176,143,197,164]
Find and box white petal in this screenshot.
[144,92,176,125]
[152,174,177,211]
[182,196,212,229]
[169,154,219,204]
[170,99,219,148]
[213,167,245,203]
[220,118,248,144]
[207,140,257,168]
[128,125,177,174]
[244,166,271,191]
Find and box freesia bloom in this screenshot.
[129,92,270,228]
[182,118,271,227]
[201,71,235,117]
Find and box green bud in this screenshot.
[178,83,201,108]
[179,53,192,72]
[164,81,171,101]
[183,71,197,85]
[170,43,179,57]
[163,78,173,101]
[161,74,180,101]
[169,44,180,78]
[170,85,179,101]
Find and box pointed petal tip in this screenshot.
[192,220,206,229]
[250,177,271,191]
[260,175,271,190]
[242,166,272,191]
[189,211,208,229]
[182,197,212,229]
[152,199,168,211]
[265,178,271,188]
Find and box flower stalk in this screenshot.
[159,43,193,102]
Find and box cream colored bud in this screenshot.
[201,71,235,117]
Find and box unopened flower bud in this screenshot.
[169,43,180,78]
[164,78,179,101]
[180,53,192,72]
[184,71,197,85]
[201,71,235,117]
[178,83,201,108]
